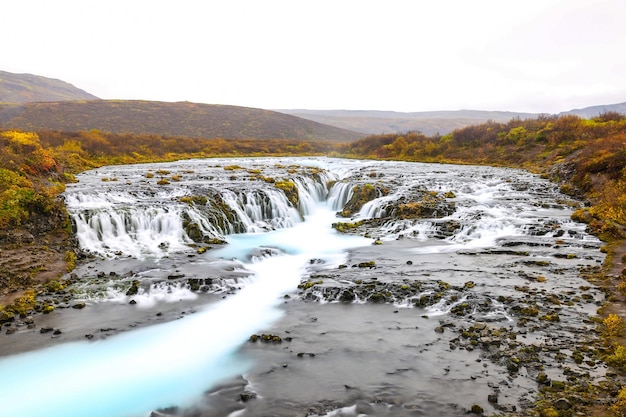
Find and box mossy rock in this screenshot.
[340,184,388,217]
[126,280,140,296]
[275,180,299,207]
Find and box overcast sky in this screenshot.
[2,0,625,113]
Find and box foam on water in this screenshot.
[0,203,370,417]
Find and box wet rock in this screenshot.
[40,327,54,334]
[5,326,17,335]
[249,334,282,343]
[470,404,484,414]
[72,302,86,309]
[554,397,572,410]
[126,280,140,296]
[488,393,498,404]
[339,290,355,302]
[239,392,257,402]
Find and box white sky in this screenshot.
[2,0,625,113]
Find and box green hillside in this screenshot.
[0,70,98,103]
[0,100,363,142]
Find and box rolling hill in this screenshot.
[277,103,626,135]
[275,109,538,136]
[0,100,364,142]
[0,70,98,103]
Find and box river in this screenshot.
[0,157,606,416]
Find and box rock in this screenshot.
[470,404,484,414]
[53,329,62,335]
[5,326,17,335]
[40,327,54,334]
[72,302,86,309]
[239,392,257,402]
[554,398,572,410]
[0,310,15,323]
[339,290,355,302]
[129,300,137,305]
[488,393,498,404]
[126,280,140,296]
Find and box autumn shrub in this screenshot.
[604,314,625,337]
[612,387,626,417]
[606,344,626,370]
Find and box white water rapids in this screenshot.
[0,157,605,417]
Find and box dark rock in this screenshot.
[5,326,17,335]
[488,393,498,404]
[53,329,62,335]
[0,310,14,323]
[72,302,86,309]
[40,327,54,334]
[239,392,257,402]
[126,280,140,296]
[339,290,355,302]
[470,404,484,414]
[554,398,572,410]
[129,300,137,305]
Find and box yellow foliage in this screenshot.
[0,130,40,147]
[604,314,625,337]
[612,387,626,417]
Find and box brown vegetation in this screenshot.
[0,100,364,142]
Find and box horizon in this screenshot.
[4,67,624,116]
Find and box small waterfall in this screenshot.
[220,189,301,233]
[326,181,354,211]
[64,160,338,259]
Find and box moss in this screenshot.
[340,183,387,217]
[6,290,36,316]
[44,279,66,292]
[223,165,242,171]
[332,220,364,233]
[275,180,299,206]
[298,279,323,290]
[64,251,77,272]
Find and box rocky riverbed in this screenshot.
[0,157,615,417]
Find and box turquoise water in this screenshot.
[0,204,370,417]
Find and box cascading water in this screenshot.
[0,157,606,417]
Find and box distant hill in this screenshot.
[0,70,98,103]
[275,109,539,136]
[0,100,364,142]
[277,103,626,135]
[561,101,626,119]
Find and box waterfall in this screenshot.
[64,159,336,259]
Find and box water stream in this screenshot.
[0,157,606,416]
